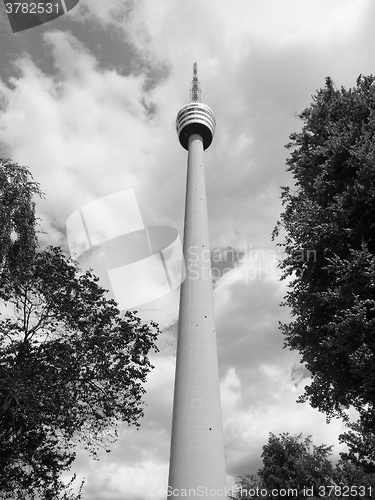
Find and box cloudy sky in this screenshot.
[1,0,374,498]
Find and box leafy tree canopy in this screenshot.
[0,160,160,499]
[258,433,333,497]
[339,420,375,474]
[273,75,375,432]
[0,158,42,284]
[231,433,375,500]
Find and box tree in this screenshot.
[0,157,42,287]
[231,433,334,500]
[334,457,375,500]
[0,161,160,498]
[273,75,375,433]
[338,421,375,474]
[259,433,333,497]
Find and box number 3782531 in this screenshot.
[5,3,60,14]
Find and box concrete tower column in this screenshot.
[167,65,227,499]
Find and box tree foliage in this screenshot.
[339,421,375,474]
[0,160,160,499]
[259,433,333,496]
[335,457,375,499]
[231,433,333,499]
[231,433,375,500]
[273,75,375,431]
[0,158,42,284]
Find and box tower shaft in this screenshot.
[168,134,227,498]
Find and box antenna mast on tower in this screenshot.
[190,62,202,102]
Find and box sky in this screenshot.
[0,0,374,498]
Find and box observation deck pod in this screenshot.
[176,101,216,150]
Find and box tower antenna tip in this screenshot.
[190,62,201,102]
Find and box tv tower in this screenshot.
[167,64,227,498]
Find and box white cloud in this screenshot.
[0,30,156,245]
